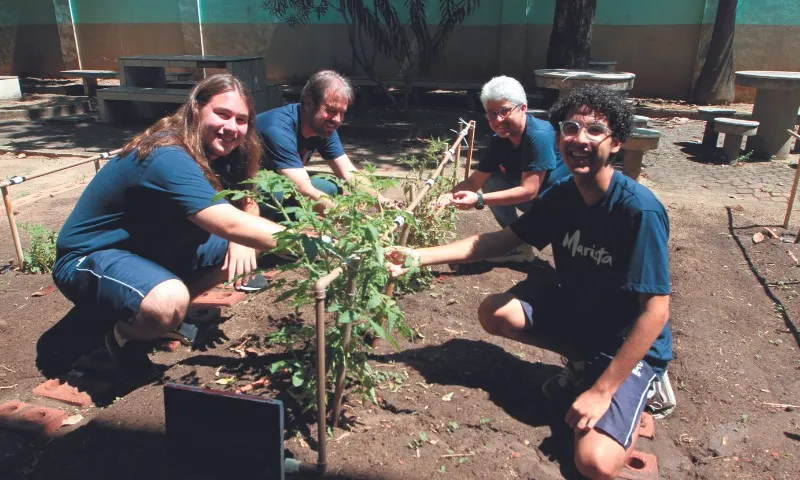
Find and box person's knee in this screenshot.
[574,439,625,480]
[311,176,340,197]
[478,294,517,336]
[137,279,190,333]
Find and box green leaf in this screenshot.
[292,371,305,387]
[366,294,382,310]
[339,310,354,324]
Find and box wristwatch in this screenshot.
[475,192,485,210]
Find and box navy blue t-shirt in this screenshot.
[510,171,672,369]
[255,103,346,171]
[55,146,227,269]
[477,114,568,189]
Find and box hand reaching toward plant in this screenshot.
[385,246,421,278]
[449,191,480,210]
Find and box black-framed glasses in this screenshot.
[485,104,521,121]
[558,120,612,142]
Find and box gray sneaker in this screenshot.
[646,370,676,419]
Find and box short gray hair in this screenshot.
[300,70,355,107]
[480,76,527,108]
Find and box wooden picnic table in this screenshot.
[735,71,800,160]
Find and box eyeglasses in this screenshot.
[559,121,612,142]
[485,104,521,121]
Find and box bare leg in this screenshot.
[573,426,640,480]
[477,293,581,359]
[116,279,189,341]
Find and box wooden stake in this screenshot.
[465,121,475,181]
[2,186,24,267]
[786,129,800,230]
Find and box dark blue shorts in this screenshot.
[52,234,229,325]
[508,281,657,449]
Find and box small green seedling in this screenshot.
[446,421,459,433]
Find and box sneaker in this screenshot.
[159,322,199,346]
[486,244,537,263]
[235,273,270,292]
[541,360,585,402]
[646,370,676,419]
[104,328,160,386]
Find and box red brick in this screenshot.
[638,412,655,439]
[155,339,182,352]
[618,450,659,480]
[186,306,221,324]
[33,378,93,408]
[0,401,68,436]
[190,290,245,307]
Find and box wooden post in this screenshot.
[785,129,800,230]
[93,159,101,172]
[2,186,24,267]
[465,121,476,181]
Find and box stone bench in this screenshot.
[529,109,550,120]
[165,72,193,82]
[61,69,118,97]
[633,115,649,128]
[98,86,188,123]
[697,107,737,148]
[713,117,759,163]
[621,128,662,181]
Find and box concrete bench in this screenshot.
[98,86,188,123]
[61,70,118,97]
[621,128,662,181]
[633,115,649,128]
[713,117,759,163]
[165,72,193,82]
[529,109,550,120]
[697,107,737,148]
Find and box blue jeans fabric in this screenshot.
[482,172,534,228]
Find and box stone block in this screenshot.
[0,76,22,101]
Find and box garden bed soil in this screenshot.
[0,107,798,479]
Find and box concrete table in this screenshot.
[534,69,635,97]
[587,60,617,72]
[735,71,800,160]
[61,70,118,96]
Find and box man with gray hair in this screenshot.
[440,75,568,261]
[255,69,395,216]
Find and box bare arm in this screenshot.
[279,167,335,214]
[388,227,524,276]
[483,170,545,206]
[190,203,285,251]
[329,154,397,206]
[566,294,670,432]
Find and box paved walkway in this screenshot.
[640,118,798,203]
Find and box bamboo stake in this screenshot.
[783,129,800,230]
[465,120,476,180]
[332,258,361,428]
[2,186,24,267]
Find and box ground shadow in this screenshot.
[0,418,383,480]
[376,339,581,478]
[675,140,775,165]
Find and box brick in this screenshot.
[155,339,182,352]
[0,401,68,436]
[33,378,94,408]
[190,290,245,307]
[638,412,655,439]
[617,450,658,480]
[186,306,222,324]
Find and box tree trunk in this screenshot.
[693,0,738,104]
[546,0,597,70]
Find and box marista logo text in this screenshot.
[562,230,613,266]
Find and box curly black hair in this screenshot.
[548,85,634,142]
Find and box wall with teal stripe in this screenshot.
[5,1,799,27]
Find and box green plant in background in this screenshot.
[395,137,459,294]
[19,223,57,274]
[218,167,414,412]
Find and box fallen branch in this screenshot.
[0,384,18,389]
[762,401,799,409]
[788,251,799,267]
[0,365,15,373]
[440,452,476,458]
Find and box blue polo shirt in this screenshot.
[477,113,568,188]
[510,171,672,369]
[256,103,346,171]
[54,146,227,270]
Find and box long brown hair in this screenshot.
[118,73,261,191]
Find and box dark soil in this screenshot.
[0,106,799,480]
